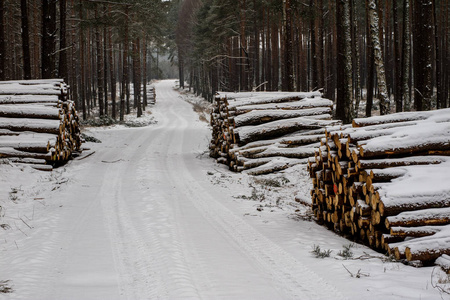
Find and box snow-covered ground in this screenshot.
[0,80,449,299]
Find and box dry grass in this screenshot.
[0,281,13,294]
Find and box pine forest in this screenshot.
[0,0,449,123]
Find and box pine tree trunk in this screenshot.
[109,26,116,119]
[365,0,374,117]
[41,0,57,78]
[0,0,5,81]
[351,0,361,117]
[433,0,442,109]
[253,0,260,90]
[310,0,318,91]
[142,37,148,109]
[133,38,142,117]
[445,0,449,108]
[20,0,31,79]
[270,17,279,91]
[368,0,389,115]
[103,22,108,116]
[32,1,40,79]
[79,0,86,120]
[282,0,293,91]
[239,0,247,91]
[336,0,353,123]
[413,0,433,111]
[264,10,271,91]
[393,0,402,112]
[317,0,324,89]
[58,0,67,82]
[120,8,129,121]
[95,6,104,116]
[401,0,411,111]
[70,0,78,109]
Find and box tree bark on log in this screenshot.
[378,194,450,217]
[390,225,447,238]
[232,98,333,115]
[357,156,448,170]
[385,207,450,228]
[233,107,332,127]
[405,239,450,262]
[0,105,61,119]
[235,118,340,145]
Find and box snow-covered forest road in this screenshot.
[1,80,448,300]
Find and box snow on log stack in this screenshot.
[148,86,156,104]
[210,91,341,175]
[0,79,82,170]
[308,107,450,269]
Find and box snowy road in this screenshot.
[1,80,340,299]
[2,80,446,300]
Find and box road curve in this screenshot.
[5,80,344,300]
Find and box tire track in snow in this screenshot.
[157,85,346,299]
[101,94,209,299]
[167,160,345,299]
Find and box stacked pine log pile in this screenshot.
[148,86,156,104]
[308,107,450,269]
[0,79,82,170]
[210,91,342,175]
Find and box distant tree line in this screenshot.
[175,0,449,123]
[0,0,170,120]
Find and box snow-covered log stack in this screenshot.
[147,86,156,105]
[210,91,341,175]
[308,108,450,269]
[0,79,82,170]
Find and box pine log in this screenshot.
[385,207,450,228]
[235,144,271,158]
[0,95,60,104]
[358,122,450,158]
[0,118,62,135]
[16,163,54,171]
[0,147,54,160]
[357,156,448,170]
[367,168,407,183]
[0,79,64,85]
[405,239,450,262]
[347,122,418,144]
[0,129,20,136]
[240,157,273,169]
[390,225,448,238]
[243,157,307,175]
[378,194,450,217]
[230,133,324,153]
[233,108,332,127]
[0,105,62,120]
[435,254,450,273]
[0,83,65,95]
[381,234,405,251]
[359,140,450,159]
[220,91,322,109]
[251,146,317,159]
[0,141,52,153]
[232,98,333,115]
[234,117,341,145]
[352,108,450,127]
[7,157,48,165]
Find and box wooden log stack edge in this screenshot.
[308,107,450,271]
[210,91,341,175]
[0,79,83,170]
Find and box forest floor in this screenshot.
[0,80,449,299]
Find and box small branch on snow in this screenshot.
[431,267,450,296]
[342,264,370,278]
[101,159,123,163]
